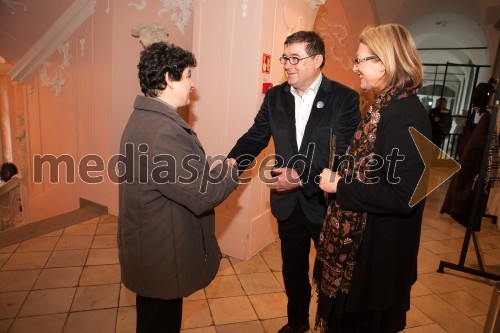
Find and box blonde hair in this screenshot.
[359,24,423,91]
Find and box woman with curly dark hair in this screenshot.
[118,42,238,332]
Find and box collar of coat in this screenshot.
[133,95,193,133]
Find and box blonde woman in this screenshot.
[314,24,431,333]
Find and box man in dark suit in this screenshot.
[228,31,360,333]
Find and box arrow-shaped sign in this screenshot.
[409,127,461,207]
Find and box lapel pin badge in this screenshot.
[316,101,324,109]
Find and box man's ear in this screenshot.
[315,55,324,69]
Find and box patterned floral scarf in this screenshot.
[314,87,416,332]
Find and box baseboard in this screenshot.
[0,198,108,249]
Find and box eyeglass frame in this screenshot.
[279,54,318,65]
[353,55,379,65]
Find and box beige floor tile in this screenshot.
[419,232,435,242]
[217,257,235,276]
[45,249,88,268]
[216,320,265,333]
[420,240,460,254]
[403,323,447,332]
[421,228,455,241]
[438,290,489,317]
[417,247,442,274]
[261,317,288,333]
[238,272,282,295]
[18,288,75,317]
[260,240,282,272]
[62,224,97,236]
[91,234,117,249]
[96,223,117,235]
[411,294,483,333]
[2,252,51,270]
[9,313,66,333]
[85,248,119,265]
[0,253,11,268]
[17,237,59,253]
[208,296,258,325]
[116,306,136,333]
[186,288,206,301]
[405,304,434,328]
[70,284,120,311]
[0,269,40,292]
[63,308,116,333]
[0,244,19,254]
[55,236,93,251]
[249,292,287,319]
[80,217,100,225]
[33,267,83,289]
[470,314,486,327]
[119,284,136,306]
[100,215,118,224]
[182,299,213,329]
[441,272,495,304]
[0,291,28,319]
[79,264,121,285]
[273,272,285,290]
[410,281,433,298]
[230,255,270,274]
[181,327,216,333]
[479,235,500,248]
[0,319,13,333]
[205,275,245,298]
[417,272,462,294]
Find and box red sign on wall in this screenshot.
[262,53,271,74]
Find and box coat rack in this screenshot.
[438,79,500,281]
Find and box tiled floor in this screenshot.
[0,185,499,332]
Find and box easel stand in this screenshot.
[438,86,500,281]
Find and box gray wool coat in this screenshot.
[118,96,238,300]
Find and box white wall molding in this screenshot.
[8,0,99,83]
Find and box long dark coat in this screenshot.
[332,95,432,330]
[118,96,238,300]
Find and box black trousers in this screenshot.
[278,204,322,328]
[136,295,183,333]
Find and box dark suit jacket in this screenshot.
[228,75,360,224]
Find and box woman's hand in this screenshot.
[319,168,341,193]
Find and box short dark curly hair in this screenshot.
[138,42,197,97]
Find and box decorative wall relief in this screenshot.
[39,41,72,96]
[131,22,169,48]
[315,13,352,69]
[304,0,326,10]
[242,0,248,18]
[15,113,26,177]
[283,4,302,35]
[80,38,86,57]
[157,0,193,35]
[128,0,147,10]
[1,0,27,14]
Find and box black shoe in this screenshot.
[277,323,310,333]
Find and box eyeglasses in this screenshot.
[279,54,317,65]
[353,55,379,65]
